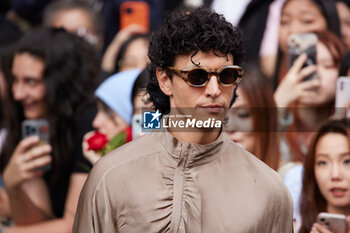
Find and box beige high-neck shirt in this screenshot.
[73,131,293,233]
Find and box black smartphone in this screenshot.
[288,33,318,81]
[21,119,51,171]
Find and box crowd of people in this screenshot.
[0,0,350,232]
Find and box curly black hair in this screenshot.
[147,7,244,115]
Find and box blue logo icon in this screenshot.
[143,110,161,129]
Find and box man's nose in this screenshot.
[205,75,221,98]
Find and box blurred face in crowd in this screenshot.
[93,102,128,140]
[119,38,149,72]
[12,53,47,119]
[50,8,99,46]
[314,133,350,213]
[298,41,338,106]
[279,0,327,53]
[336,1,350,49]
[225,87,255,153]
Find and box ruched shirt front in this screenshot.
[73,131,293,233]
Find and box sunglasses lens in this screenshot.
[220,68,238,85]
[187,69,208,86]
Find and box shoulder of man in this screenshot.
[225,140,292,197]
[91,132,159,178]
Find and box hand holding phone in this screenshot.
[288,33,318,81]
[21,119,51,171]
[3,135,52,191]
[316,212,348,233]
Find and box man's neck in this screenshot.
[169,129,221,145]
[165,109,223,144]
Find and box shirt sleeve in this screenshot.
[73,165,118,233]
[271,182,294,233]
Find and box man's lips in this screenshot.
[200,105,224,113]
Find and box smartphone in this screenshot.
[288,33,318,81]
[131,114,142,140]
[317,212,348,233]
[336,76,350,118]
[21,119,51,171]
[120,1,150,32]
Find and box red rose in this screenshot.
[87,132,108,151]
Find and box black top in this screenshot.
[46,106,96,217]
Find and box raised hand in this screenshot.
[274,53,320,108]
[3,136,52,192]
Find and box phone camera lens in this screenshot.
[126,8,133,14]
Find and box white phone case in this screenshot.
[317,212,348,233]
[335,76,350,118]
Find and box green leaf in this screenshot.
[103,132,126,155]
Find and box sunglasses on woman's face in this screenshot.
[167,65,244,87]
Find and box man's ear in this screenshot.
[156,67,172,96]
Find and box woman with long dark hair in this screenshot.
[225,64,280,171]
[299,118,350,233]
[0,27,99,232]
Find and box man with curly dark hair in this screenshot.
[73,7,293,233]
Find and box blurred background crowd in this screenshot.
[0,0,350,232]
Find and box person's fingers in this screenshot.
[310,225,318,233]
[85,151,102,165]
[13,136,40,157]
[22,155,52,171]
[83,131,95,154]
[313,223,333,233]
[346,216,350,233]
[299,91,318,100]
[290,53,308,73]
[82,140,89,152]
[122,24,147,34]
[83,131,95,141]
[20,169,45,181]
[297,79,320,91]
[298,65,317,82]
[22,144,52,162]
